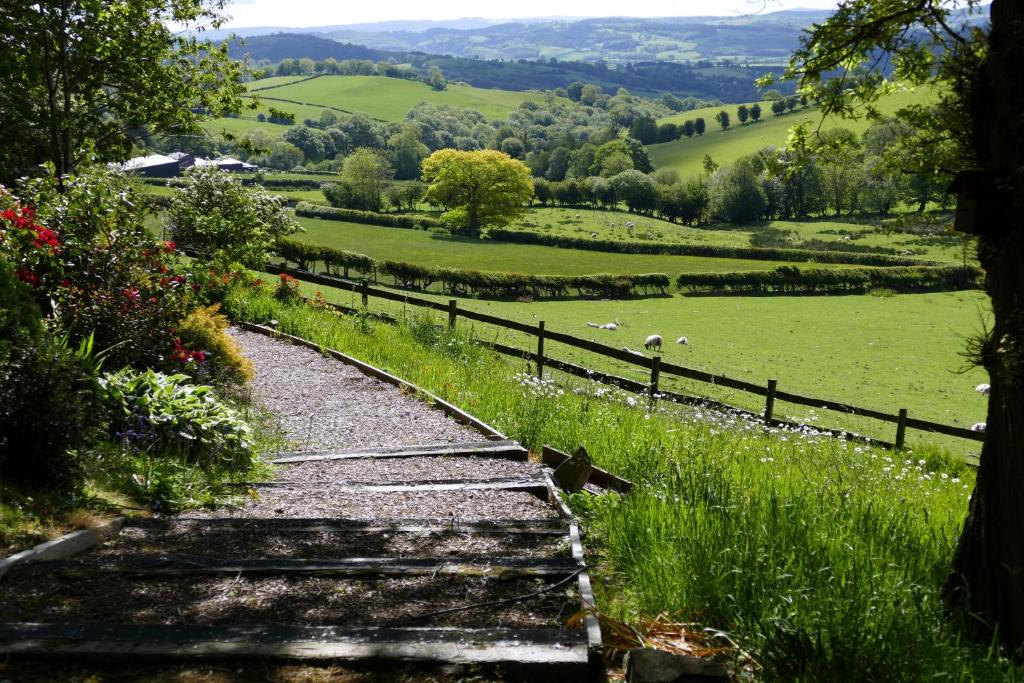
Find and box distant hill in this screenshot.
[316,10,833,65]
[229,34,795,102]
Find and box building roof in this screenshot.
[122,154,178,170]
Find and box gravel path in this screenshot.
[233,328,481,452]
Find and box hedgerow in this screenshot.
[275,238,670,299]
[676,264,983,295]
[488,229,930,267]
[295,201,443,229]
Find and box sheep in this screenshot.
[587,322,601,328]
[600,322,618,330]
[590,232,598,238]
[971,422,986,432]
[621,347,645,357]
[676,336,689,346]
[575,213,581,219]
[976,383,991,395]
[899,250,913,256]
[644,334,662,352]
[625,221,635,229]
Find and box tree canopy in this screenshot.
[0,0,248,183]
[421,149,533,236]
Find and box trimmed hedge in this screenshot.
[676,265,983,296]
[276,239,670,299]
[487,229,931,267]
[295,202,444,229]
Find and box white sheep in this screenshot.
[590,232,598,238]
[676,336,689,346]
[971,422,986,432]
[587,322,601,328]
[644,334,662,352]
[976,383,991,395]
[625,221,635,229]
[621,346,645,357]
[575,213,581,219]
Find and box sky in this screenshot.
[221,0,840,29]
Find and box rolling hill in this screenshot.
[646,87,932,178]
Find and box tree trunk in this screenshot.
[944,0,1024,654]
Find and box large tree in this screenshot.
[421,149,533,236]
[0,0,248,183]
[772,0,1024,652]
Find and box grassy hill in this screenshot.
[202,75,559,135]
[648,87,931,178]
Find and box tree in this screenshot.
[737,105,750,124]
[282,126,326,163]
[629,115,659,144]
[750,103,762,122]
[771,99,788,116]
[500,137,526,159]
[389,125,430,180]
[680,120,696,138]
[167,167,299,267]
[775,0,1024,652]
[694,118,706,135]
[708,158,767,224]
[0,0,247,183]
[421,149,533,236]
[566,81,585,102]
[339,148,394,212]
[580,84,603,106]
[609,170,657,214]
[427,65,446,91]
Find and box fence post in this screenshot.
[537,321,546,378]
[360,279,368,309]
[765,378,778,422]
[448,299,458,331]
[896,408,908,450]
[649,355,661,399]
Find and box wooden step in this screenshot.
[23,555,582,578]
[0,622,592,672]
[239,477,550,495]
[127,517,570,535]
[272,440,528,464]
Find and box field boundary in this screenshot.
[263,264,986,453]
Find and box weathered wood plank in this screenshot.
[541,445,634,494]
[25,556,582,578]
[0,622,590,666]
[126,517,569,535]
[237,478,550,495]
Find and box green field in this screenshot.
[203,76,559,135]
[286,269,989,453]
[510,206,971,264]
[648,88,931,178]
[293,215,826,276]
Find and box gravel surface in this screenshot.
[232,329,481,452]
[0,572,577,629]
[181,489,558,521]
[272,456,540,484]
[86,524,568,561]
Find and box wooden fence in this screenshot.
[267,264,985,452]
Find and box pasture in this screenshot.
[648,88,931,178]
[286,271,989,453]
[509,206,972,264]
[292,214,829,275]
[202,75,558,134]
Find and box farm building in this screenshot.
[121,154,180,178]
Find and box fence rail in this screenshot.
[269,265,985,451]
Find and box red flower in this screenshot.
[163,241,176,253]
[15,269,39,287]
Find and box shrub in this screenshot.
[168,167,300,267]
[175,304,254,391]
[0,257,42,365]
[99,369,253,470]
[0,334,102,491]
[13,169,195,370]
[274,273,302,303]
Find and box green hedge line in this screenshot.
[295,202,444,229]
[676,265,983,295]
[277,239,670,299]
[487,229,930,267]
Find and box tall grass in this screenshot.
[223,285,1020,681]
